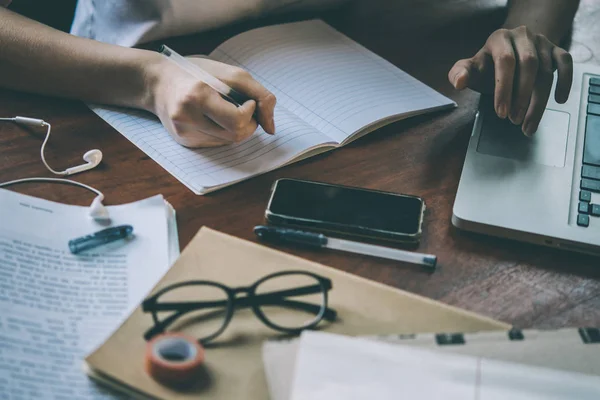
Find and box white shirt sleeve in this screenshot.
[70,0,346,47]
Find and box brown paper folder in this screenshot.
[84,227,509,399]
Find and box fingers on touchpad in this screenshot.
[476,102,570,168]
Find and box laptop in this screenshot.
[453,63,600,255]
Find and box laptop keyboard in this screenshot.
[577,76,600,227]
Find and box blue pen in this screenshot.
[69,225,134,254]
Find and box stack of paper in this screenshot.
[0,189,178,398]
[264,331,600,400]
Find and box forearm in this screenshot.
[503,0,580,44]
[0,7,162,111]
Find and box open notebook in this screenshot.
[92,20,455,194]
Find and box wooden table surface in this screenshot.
[1,0,599,329]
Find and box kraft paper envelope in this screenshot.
[84,227,509,399]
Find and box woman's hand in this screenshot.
[448,26,573,137]
[150,57,276,148]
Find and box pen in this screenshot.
[253,225,437,272]
[158,45,251,107]
[68,225,134,254]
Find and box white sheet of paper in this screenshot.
[263,339,300,400]
[0,189,178,399]
[263,329,600,400]
[288,332,600,400]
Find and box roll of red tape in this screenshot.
[145,333,205,388]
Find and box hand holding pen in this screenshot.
[153,46,276,148]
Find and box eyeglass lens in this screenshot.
[155,283,230,342]
[255,273,326,330]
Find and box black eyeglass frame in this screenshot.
[141,270,337,344]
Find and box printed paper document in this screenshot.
[0,189,178,399]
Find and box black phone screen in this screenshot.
[267,179,423,237]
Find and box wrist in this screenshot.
[501,21,561,44]
[135,51,170,113]
[501,0,579,45]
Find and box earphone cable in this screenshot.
[39,122,68,176]
[1,117,67,175]
[0,177,103,198]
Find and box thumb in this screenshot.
[449,50,488,91]
[448,59,474,90]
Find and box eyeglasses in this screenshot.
[141,271,337,344]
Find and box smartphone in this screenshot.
[265,179,425,243]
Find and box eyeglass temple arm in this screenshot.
[143,297,337,341]
[142,288,336,341]
[143,284,328,313]
[142,298,227,312]
[243,297,337,321]
[143,309,189,340]
[233,288,336,320]
[144,291,337,327]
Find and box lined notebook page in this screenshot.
[91,105,330,194]
[210,20,455,144]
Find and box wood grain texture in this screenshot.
[1,0,599,329]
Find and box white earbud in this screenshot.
[0,116,103,176]
[1,117,110,222]
[89,193,110,221]
[64,149,103,175]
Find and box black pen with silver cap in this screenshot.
[253,225,437,272]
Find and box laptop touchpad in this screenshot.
[477,106,570,168]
